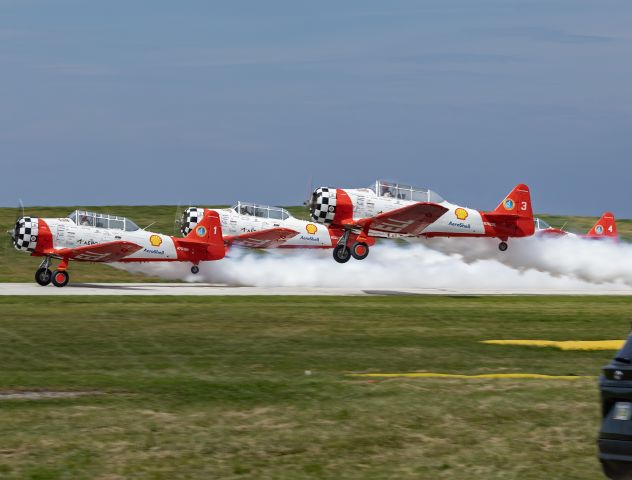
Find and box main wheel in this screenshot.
[51,270,69,288]
[350,242,369,260]
[498,241,508,252]
[191,265,200,274]
[333,244,351,264]
[35,268,52,286]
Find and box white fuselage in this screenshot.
[211,208,335,248]
[43,218,179,260]
[343,188,487,236]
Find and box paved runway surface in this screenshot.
[1,283,631,296]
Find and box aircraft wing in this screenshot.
[224,228,299,248]
[353,203,449,235]
[50,241,143,262]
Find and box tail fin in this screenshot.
[184,210,225,259]
[492,184,534,219]
[586,212,617,238]
[485,184,535,237]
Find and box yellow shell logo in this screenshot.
[455,208,468,221]
[306,223,318,235]
[149,235,162,247]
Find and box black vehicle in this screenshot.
[599,334,632,479]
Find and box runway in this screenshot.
[1,283,631,296]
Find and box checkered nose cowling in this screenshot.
[13,217,39,252]
[180,207,205,236]
[309,188,337,225]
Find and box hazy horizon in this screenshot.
[1,1,631,216]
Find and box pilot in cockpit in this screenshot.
[243,206,254,216]
[80,215,91,226]
[381,186,394,198]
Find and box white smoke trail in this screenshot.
[112,238,630,291]
[418,236,632,287]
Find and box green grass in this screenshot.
[0,295,627,479]
[1,205,629,283]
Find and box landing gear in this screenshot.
[35,268,52,286]
[333,244,351,263]
[498,241,508,252]
[51,270,69,288]
[35,257,53,286]
[350,242,369,260]
[191,265,200,274]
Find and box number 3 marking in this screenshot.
[521,202,528,211]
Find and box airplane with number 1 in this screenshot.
[179,201,368,252]
[307,180,535,263]
[8,209,225,287]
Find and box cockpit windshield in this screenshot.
[232,202,291,220]
[369,180,444,203]
[535,218,552,230]
[67,210,140,231]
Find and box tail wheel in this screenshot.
[51,270,69,288]
[350,242,369,260]
[498,241,508,252]
[191,265,200,274]
[35,268,52,286]
[333,244,351,264]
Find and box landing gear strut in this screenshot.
[191,265,200,274]
[35,257,52,286]
[498,241,508,252]
[333,230,351,264]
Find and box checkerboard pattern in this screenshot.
[13,217,39,252]
[181,208,204,236]
[310,188,337,224]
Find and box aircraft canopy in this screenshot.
[534,218,551,230]
[370,180,444,203]
[232,202,291,220]
[67,210,140,231]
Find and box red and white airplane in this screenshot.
[8,209,225,287]
[179,202,368,252]
[535,212,618,239]
[307,180,535,263]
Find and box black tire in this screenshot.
[51,270,69,288]
[350,242,369,260]
[35,268,52,286]
[333,244,351,264]
[191,265,200,274]
[498,241,508,252]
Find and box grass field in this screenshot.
[1,205,630,283]
[0,295,627,479]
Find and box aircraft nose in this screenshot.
[12,216,39,252]
[309,187,337,224]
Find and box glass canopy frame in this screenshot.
[67,210,140,231]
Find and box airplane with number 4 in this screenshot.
[8,208,225,287]
[179,201,368,252]
[307,180,535,263]
[535,212,618,240]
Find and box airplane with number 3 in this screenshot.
[307,180,535,263]
[8,208,225,287]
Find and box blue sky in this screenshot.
[1,1,631,216]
